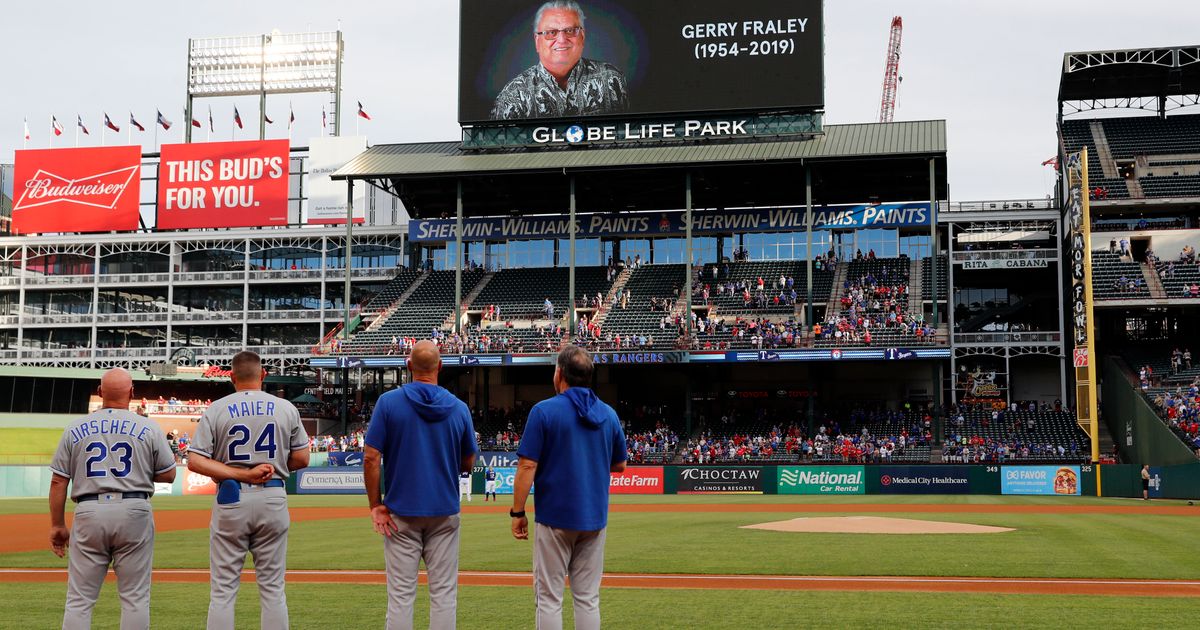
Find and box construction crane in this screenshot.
[878,16,903,123]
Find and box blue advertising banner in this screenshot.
[1000,465,1081,496]
[491,466,534,495]
[408,203,932,242]
[326,451,364,467]
[1148,466,1164,499]
[873,466,971,494]
[296,467,366,494]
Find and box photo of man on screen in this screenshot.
[490,1,629,120]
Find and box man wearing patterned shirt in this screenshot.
[491,1,629,120]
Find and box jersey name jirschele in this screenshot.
[50,408,175,500]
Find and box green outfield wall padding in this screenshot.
[1080,465,1097,496]
[968,466,1002,494]
[663,468,678,494]
[1099,464,1140,498]
[1102,358,1197,466]
[1159,462,1200,499]
[0,413,78,429]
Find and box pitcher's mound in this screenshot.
[740,516,1014,535]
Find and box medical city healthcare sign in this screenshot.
[157,139,289,229]
[12,146,142,234]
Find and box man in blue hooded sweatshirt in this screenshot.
[511,344,626,630]
[364,340,478,630]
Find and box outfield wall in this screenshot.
[4,463,1192,499]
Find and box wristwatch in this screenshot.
[509,509,526,518]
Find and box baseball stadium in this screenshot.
[2,1,1200,628]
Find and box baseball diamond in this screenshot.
[3,1,1200,629]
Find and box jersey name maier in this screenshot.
[681,468,761,480]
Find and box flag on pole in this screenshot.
[288,103,295,130]
[233,106,243,129]
[24,117,31,141]
[322,107,327,129]
[52,116,64,136]
[156,110,172,130]
[208,105,214,133]
[264,112,274,125]
[190,108,202,128]
[129,112,145,132]
[104,113,120,133]
[77,115,90,135]
[357,101,371,120]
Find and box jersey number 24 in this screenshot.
[228,423,277,461]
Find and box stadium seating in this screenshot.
[942,408,1090,462]
[359,269,423,313]
[337,269,485,354]
[698,260,830,314]
[922,255,948,301]
[600,264,686,343]
[1061,115,1200,200]
[472,266,613,320]
[1091,251,1149,300]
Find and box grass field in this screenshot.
[0,428,61,464]
[1,494,1196,628]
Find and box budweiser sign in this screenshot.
[203,366,233,379]
[12,146,142,234]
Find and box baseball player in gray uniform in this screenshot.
[49,367,177,630]
[187,351,310,630]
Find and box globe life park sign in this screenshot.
[460,112,822,149]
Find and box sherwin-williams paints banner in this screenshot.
[12,145,141,234]
[157,139,289,229]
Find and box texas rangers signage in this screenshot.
[408,203,932,242]
[12,145,142,234]
[157,139,290,229]
[592,352,685,364]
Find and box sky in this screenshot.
[2,0,1199,201]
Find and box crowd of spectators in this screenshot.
[137,396,211,416]
[1146,385,1200,457]
[625,422,679,463]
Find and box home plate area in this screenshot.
[740,516,1015,534]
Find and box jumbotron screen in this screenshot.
[458,0,824,123]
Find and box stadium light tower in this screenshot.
[184,30,343,142]
[878,16,903,123]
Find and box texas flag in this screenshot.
[357,101,371,120]
[77,115,90,135]
[129,112,145,132]
[233,106,243,129]
[190,108,201,128]
[52,116,64,136]
[23,117,30,141]
[208,105,214,132]
[104,112,120,133]
[322,107,327,129]
[156,110,172,130]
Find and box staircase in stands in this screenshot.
[1141,263,1166,299]
[591,267,631,329]
[365,272,429,333]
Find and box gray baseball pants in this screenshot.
[63,496,155,630]
[207,486,290,630]
[384,514,461,630]
[533,523,606,630]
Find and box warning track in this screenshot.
[1,569,1198,597]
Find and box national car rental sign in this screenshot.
[157,139,290,229]
[12,146,142,234]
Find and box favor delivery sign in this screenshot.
[12,145,142,234]
[157,139,289,229]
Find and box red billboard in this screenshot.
[12,146,142,234]
[157,139,289,229]
[610,467,664,494]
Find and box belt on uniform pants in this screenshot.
[241,479,285,489]
[77,491,149,502]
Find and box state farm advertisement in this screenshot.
[610,467,663,494]
[157,139,289,229]
[12,145,141,234]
